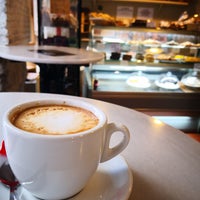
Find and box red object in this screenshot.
[56,27,61,36]
[0,141,7,156]
[93,79,98,90]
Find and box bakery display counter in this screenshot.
[85,26,200,111]
[83,62,200,133]
[84,62,200,113]
[84,19,200,133]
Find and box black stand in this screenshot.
[38,64,80,96]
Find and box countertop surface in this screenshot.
[0,92,200,200]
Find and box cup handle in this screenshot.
[100,123,130,163]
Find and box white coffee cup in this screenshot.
[3,98,130,200]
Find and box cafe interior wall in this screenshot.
[0,0,32,92]
[0,0,32,45]
[82,0,198,25]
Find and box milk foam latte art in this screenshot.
[12,105,99,135]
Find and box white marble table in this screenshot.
[0,45,104,94]
[0,45,104,65]
[0,92,200,200]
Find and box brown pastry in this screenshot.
[110,52,121,60]
[122,54,132,61]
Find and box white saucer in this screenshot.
[0,156,133,200]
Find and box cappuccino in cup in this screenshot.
[3,98,130,200]
[12,105,99,135]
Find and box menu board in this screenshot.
[152,0,188,3]
[112,0,189,5]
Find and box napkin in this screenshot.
[0,141,7,167]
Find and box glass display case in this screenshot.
[84,26,200,117]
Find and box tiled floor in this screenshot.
[187,134,200,143]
